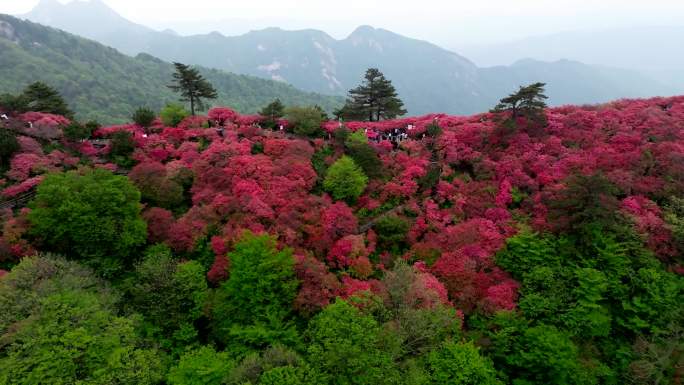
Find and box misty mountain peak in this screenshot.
[350,25,376,36]
[27,0,123,21]
[34,0,61,9]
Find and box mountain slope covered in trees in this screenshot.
[0,14,343,124]
[20,0,678,115]
[0,94,682,384]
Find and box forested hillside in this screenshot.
[20,0,677,115]
[0,15,342,124]
[0,93,682,384]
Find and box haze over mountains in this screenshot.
[15,0,683,116]
[457,26,684,90]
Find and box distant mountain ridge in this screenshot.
[456,26,684,92]
[0,14,343,123]
[19,0,679,115]
[456,26,684,71]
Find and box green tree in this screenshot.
[546,173,621,232]
[627,323,684,385]
[0,128,19,166]
[313,104,330,121]
[85,119,100,133]
[109,130,137,167]
[285,106,325,137]
[373,215,410,255]
[27,169,147,276]
[258,366,317,385]
[564,268,611,337]
[323,155,368,202]
[161,103,190,127]
[63,120,96,141]
[20,81,73,117]
[0,92,28,114]
[132,107,156,128]
[345,131,383,179]
[305,300,400,385]
[337,68,407,122]
[426,341,502,385]
[491,82,548,123]
[493,227,684,383]
[664,196,684,257]
[419,121,444,194]
[168,62,218,115]
[227,346,319,385]
[508,324,584,385]
[124,245,208,351]
[212,231,300,355]
[168,346,234,385]
[381,262,461,357]
[260,98,286,129]
[619,267,683,336]
[0,255,164,385]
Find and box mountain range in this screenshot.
[19,0,679,116]
[0,14,342,124]
[456,26,684,71]
[456,26,684,90]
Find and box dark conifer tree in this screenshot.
[336,68,406,122]
[259,98,285,128]
[168,62,218,116]
[13,82,73,117]
[491,82,548,121]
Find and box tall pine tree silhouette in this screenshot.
[336,68,406,122]
[168,62,218,116]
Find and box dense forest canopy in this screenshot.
[0,89,683,384]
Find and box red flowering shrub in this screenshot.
[3,96,684,334]
[293,255,341,316]
[322,202,358,240]
[0,208,35,261]
[7,153,52,181]
[142,207,174,244]
[2,176,43,197]
[16,136,43,155]
[208,107,238,126]
[18,112,69,139]
[621,195,677,259]
[339,275,383,299]
[128,160,184,209]
[207,254,230,285]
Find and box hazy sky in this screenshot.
[4,0,684,46]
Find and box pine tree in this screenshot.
[168,62,218,116]
[491,82,548,121]
[21,82,73,117]
[337,68,406,122]
[259,98,285,128]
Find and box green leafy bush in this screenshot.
[323,155,368,202]
[161,103,189,127]
[0,255,164,385]
[285,106,324,137]
[27,169,146,276]
[212,231,300,355]
[132,107,156,128]
[305,300,399,384]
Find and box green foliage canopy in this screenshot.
[305,300,399,385]
[323,155,368,202]
[27,168,147,276]
[0,255,164,385]
[212,231,300,355]
[285,106,324,137]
